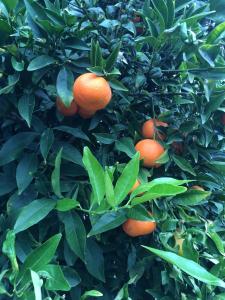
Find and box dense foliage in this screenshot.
[1,0,225,299]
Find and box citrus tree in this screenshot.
[1,0,225,299]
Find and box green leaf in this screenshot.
[64,37,89,50]
[56,67,74,107]
[199,44,220,67]
[85,238,105,282]
[40,128,54,163]
[18,94,35,127]
[56,198,79,212]
[11,57,24,72]
[54,126,89,141]
[51,148,63,198]
[87,66,104,76]
[17,234,62,287]
[207,230,225,255]
[2,0,18,11]
[88,211,126,237]
[203,93,225,123]
[166,0,175,27]
[127,205,153,221]
[61,143,83,166]
[173,155,196,176]
[16,154,38,195]
[174,190,211,206]
[104,171,115,207]
[0,132,37,166]
[95,41,104,67]
[114,153,140,206]
[81,290,103,300]
[27,55,56,71]
[131,184,187,205]
[31,270,42,300]
[82,147,105,205]
[93,133,116,144]
[207,22,225,44]
[109,79,128,91]
[115,137,136,158]
[0,73,19,95]
[90,39,96,66]
[2,231,19,276]
[190,67,225,80]
[14,198,55,233]
[60,211,86,262]
[105,42,121,72]
[41,265,70,291]
[143,246,225,288]
[152,0,168,29]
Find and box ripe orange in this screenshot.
[78,107,96,119]
[135,139,165,167]
[122,213,156,237]
[56,97,78,116]
[221,113,225,125]
[191,185,204,191]
[129,179,140,194]
[73,73,112,111]
[142,119,168,140]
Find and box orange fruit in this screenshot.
[56,97,78,116]
[78,107,96,119]
[191,185,204,191]
[73,73,112,111]
[221,113,225,125]
[122,213,156,237]
[135,139,165,168]
[142,119,168,140]
[129,179,140,194]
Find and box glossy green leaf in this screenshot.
[54,126,89,141]
[104,171,115,207]
[51,148,63,198]
[173,155,196,176]
[14,198,55,233]
[81,290,103,300]
[16,154,38,194]
[60,211,86,261]
[11,57,24,71]
[82,147,105,205]
[115,137,136,158]
[17,234,62,287]
[88,211,126,237]
[199,44,220,67]
[131,184,187,205]
[31,270,42,300]
[109,79,128,91]
[207,22,225,44]
[18,94,35,127]
[166,0,175,27]
[42,265,70,291]
[0,132,37,167]
[174,190,211,206]
[56,198,79,212]
[56,67,74,107]
[28,55,56,71]
[143,246,225,287]
[2,0,18,11]
[40,128,54,163]
[114,152,140,205]
[105,42,121,72]
[2,231,19,276]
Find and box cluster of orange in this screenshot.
[56,74,206,243]
[56,73,112,119]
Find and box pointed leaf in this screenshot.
[143,246,225,288]
[56,67,74,107]
[28,55,56,71]
[82,147,105,205]
[51,148,63,198]
[18,94,35,127]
